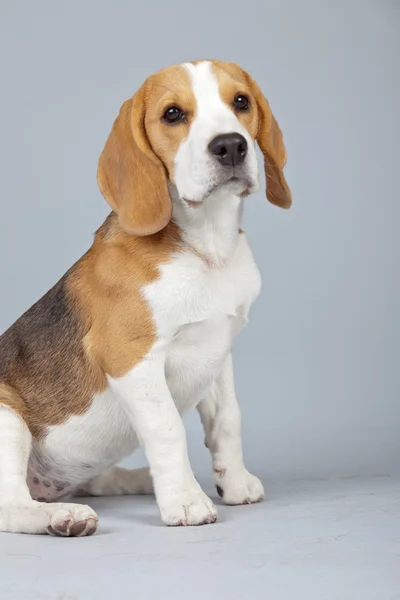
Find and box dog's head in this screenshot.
[97,60,292,236]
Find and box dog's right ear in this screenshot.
[97,85,172,236]
[244,72,292,209]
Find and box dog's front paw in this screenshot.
[47,503,98,537]
[215,470,264,505]
[159,487,217,526]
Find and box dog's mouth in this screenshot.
[183,176,252,206]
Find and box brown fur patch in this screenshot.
[145,64,195,181]
[73,213,181,378]
[97,93,172,237]
[97,65,194,236]
[0,214,181,437]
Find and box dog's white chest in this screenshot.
[146,235,261,412]
[145,234,261,331]
[165,315,233,413]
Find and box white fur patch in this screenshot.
[173,61,259,203]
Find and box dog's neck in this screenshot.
[171,186,243,268]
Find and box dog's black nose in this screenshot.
[208,133,248,167]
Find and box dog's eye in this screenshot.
[233,95,250,112]
[163,106,185,124]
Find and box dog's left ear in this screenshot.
[245,74,292,209]
[97,84,172,236]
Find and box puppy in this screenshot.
[0,60,291,536]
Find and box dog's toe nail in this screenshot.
[70,520,87,536]
[85,518,98,536]
[54,519,71,534]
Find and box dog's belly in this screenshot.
[27,315,234,502]
[27,387,138,502]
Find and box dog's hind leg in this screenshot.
[77,466,154,497]
[0,403,98,536]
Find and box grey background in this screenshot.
[0,0,399,482]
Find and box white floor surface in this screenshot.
[0,476,399,600]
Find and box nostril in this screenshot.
[238,143,247,156]
[218,145,227,158]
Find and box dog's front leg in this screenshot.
[197,354,265,505]
[108,351,217,526]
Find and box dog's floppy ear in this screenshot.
[245,74,292,209]
[97,85,172,236]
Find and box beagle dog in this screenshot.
[0,60,291,537]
